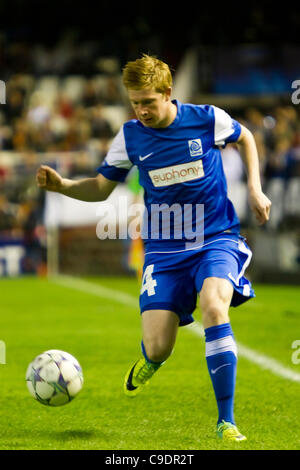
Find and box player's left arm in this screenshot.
[236,124,271,225]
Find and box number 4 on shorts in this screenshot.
[141,264,157,296]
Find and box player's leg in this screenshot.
[124,309,179,397]
[200,277,232,329]
[141,309,179,362]
[199,277,246,441]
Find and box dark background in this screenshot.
[0,1,298,74]
[0,1,297,44]
[0,1,299,280]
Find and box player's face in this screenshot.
[128,88,174,128]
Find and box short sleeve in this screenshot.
[212,105,241,146]
[96,126,133,182]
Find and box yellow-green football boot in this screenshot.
[124,358,162,397]
[217,420,247,441]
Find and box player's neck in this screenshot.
[158,101,178,129]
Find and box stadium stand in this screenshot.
[0,35,299,280]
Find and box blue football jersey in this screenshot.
[96,100,242,253]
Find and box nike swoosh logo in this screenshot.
[211,363,231,375]
[126,362,138,391]
[139,152,154,161]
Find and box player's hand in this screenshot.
[248,189,272,225]
[36,165,63,192]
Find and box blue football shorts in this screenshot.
[139,234,255,326]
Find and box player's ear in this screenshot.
[164,87,172,101]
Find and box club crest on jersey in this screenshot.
[188,138,203,157]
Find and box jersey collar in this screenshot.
[168,99,182,129]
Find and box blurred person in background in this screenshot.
[126,167,144,280]
[12,118,31,151]
[82,79,100,108]
[26,91,51,128]
[3,88,25,125]
[0,193,16,233]
[221,144,245,184]
[286,131,300,178]
[264,137,291,179]
[15,197,45,274]
[98,76,123,105]
[244,108,268,176]
[69,151,96,178]
[0,125,13,150]
[54,92,74,120]
[89,104,114,140]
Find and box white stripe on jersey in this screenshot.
[212,105,235,146]
[105,126,133,170]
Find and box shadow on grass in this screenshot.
[52,429,97,441]
[13,428,106,444]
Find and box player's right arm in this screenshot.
[36,165,117,201]
[37,125,133,201]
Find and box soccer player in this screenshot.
[36,54,271,442]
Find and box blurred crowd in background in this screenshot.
[0,67,127,274]
[0,30,300,274]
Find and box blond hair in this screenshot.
[122,54,173,94]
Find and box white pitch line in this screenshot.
[52,274,137,308]
[186,322,300,384]
[51,275,300,384]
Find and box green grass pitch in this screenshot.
[0,275,299,450]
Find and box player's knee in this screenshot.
[143,339,173,363]
[200,280,232,326]
[202,304,229,326]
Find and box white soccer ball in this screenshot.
[26,349,83,406]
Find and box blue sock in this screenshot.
[205,323,237,425]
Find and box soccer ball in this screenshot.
[26,349,83,406]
